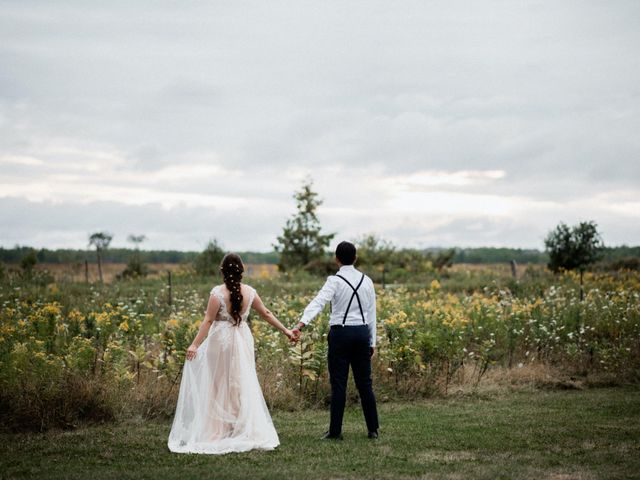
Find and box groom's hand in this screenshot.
[370,346,375,357]
[291,322,304,341]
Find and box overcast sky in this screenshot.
[1,0,639,252]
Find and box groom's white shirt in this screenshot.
[299,264,377,347]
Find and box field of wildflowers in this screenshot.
[1,266,638,431]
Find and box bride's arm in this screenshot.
[186,294,221,360]
[252,291,296,341]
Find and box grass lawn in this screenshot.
[1,387,639,480]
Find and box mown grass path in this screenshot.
[2,387,639,480]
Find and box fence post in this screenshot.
[85,260,89,284]
[168,270,173,307]
[510,260,517,279]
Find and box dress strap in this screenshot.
[210,285,224,304]
[210,285,232,322]
[245,287,257,318]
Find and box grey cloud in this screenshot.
[0,196,281,251]
[1,0,639,249]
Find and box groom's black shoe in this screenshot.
[321,431,343,440]
[368,431,378,439]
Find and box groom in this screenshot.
[291,241,379,440]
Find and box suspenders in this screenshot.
[335,273,366,325]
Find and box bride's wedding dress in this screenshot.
[167,285,280,454]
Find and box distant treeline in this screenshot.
[451,246,640,264]
[451,248,548,264]
[0,247,279,265]
[1,245,638,266]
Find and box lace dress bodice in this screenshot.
[207,285,257,351]
[210,285,257,324]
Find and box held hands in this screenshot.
[284,328,298,343]
[290,322,304,343]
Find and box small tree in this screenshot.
[88,231,113,283]
[432,249,456,272]
[121,234,148,278]
[194,239,225,277]
[274,179,335,272]
[128,234,146,247]
[544,221,604,300]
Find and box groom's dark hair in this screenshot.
[335,241,356,265]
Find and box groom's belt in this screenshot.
[330,324,368,329]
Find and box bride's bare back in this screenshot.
[215,283,254,318]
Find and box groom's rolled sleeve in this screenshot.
[300,276,337,326]
[367,280,377,347]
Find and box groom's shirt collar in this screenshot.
[338,264,356,272]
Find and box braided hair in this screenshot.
[220,253,244,326]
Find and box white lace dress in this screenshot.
[167,285,280,454]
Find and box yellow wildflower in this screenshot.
[41,303,62,317]
[95,312,110,327]
[166,318,179,329]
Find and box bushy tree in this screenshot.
[274,179,335,272]
[544,221,605,300]
[431,249,456,272]
[355,234,396,270]
[391,249,436,275]
[353,235,455,283]
[20,249,38,274]
[193,239,225,277]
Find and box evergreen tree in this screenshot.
[274,179,335,271]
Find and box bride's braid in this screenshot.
[220,253,244,326]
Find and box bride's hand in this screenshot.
[186,344,198,361]
[284,329,297,343]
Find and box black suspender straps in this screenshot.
[335,273,366,325]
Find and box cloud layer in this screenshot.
[1,1,639,250]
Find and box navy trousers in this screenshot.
[327,324,379,436]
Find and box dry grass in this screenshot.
[23,262,278,283]
[444,363,593,397]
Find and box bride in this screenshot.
[167,252,296,454]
